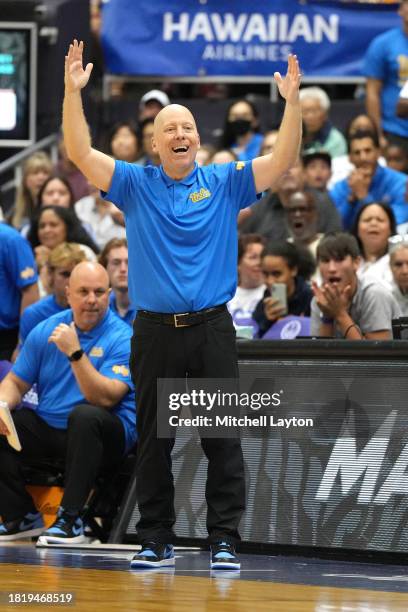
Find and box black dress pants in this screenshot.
[0,405,125,521]
[130,309,246,545]
[0,328,19,361]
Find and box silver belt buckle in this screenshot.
[174,312,190,327]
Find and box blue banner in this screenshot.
[101,0,400,77]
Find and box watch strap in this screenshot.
[68,349,84,362]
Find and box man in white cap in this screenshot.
[139,89,170,122]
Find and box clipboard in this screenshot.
[0,402,22,451]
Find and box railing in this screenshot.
[0,133,59,211]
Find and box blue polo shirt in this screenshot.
[103,161,259,312]
[329,164,408,230]
[363,27,408,138]
[20,295,67,345]
[0,223,38,330]
[13,308,136,452]
[109,292,136,327]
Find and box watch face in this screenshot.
[69,349,84,362]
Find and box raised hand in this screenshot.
[65,39,93,94]
[273,54,301,105]
[312,281,352,319]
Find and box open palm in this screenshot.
[65,39,93,93]
[274,54,301,104]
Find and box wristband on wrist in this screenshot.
[343,323,362,339]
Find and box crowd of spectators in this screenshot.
[2,85,408,347]
[0,0,408,547]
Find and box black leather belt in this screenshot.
[137,304,227,328]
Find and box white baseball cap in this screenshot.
[139,89,170,109]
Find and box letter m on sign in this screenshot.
[315,411,396,504]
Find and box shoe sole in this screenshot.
[130,557,175,569]
[0,526,45,542]
[211,561,241,570]
[37,534,87,545]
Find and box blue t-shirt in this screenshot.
[20,295,67,345]
[12,308,136,452]
[363,27,408,138]
[103,161,259,312]
[232,133,263,161]
[329,164,408,230]
[0,223,38,330]
[109,292,136,327]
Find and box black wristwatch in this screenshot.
[68,349,84,362]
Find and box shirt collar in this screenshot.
[160,163,198,187]
[71,308,111,338]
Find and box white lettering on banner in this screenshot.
[163,12,339,44]
[163,12,189,41]
[316,411,397,505]
[242,14,268,43]
[208,13,248,42]
[315,437,389,503]
[202,44,292,62]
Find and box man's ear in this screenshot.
[65,285,71,306]
[151,136,158,153]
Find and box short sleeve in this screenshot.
[358,287,396,333]
[12,324,43,385]
[225,160,260,212]
[98,329,134,391]
[101,160,145,213]
[6,233,38,290]
[363,35,387,80]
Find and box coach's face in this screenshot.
[152,105,200,180]
[66,262,110,331]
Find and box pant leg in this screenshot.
[186,311,246,544]
[130,316,187,544]
[61,404,126,512]
[0,408,67,521]
[0,328,19,361]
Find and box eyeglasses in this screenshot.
[388,234,408,253]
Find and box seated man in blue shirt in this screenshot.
[0,262,136,543]
[329,130,408,230]
[63,40,302,570]
[19,242,86,346]
[98,238,135,326]
[0,223,39,360]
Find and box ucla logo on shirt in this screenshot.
[90,346,104,357]
[189,187,211,204]
[235,161,245,171]
[112,364,130,377]
[20,266,35,280]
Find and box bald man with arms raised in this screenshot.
[62,40,302,570]
[0,262,136,544]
